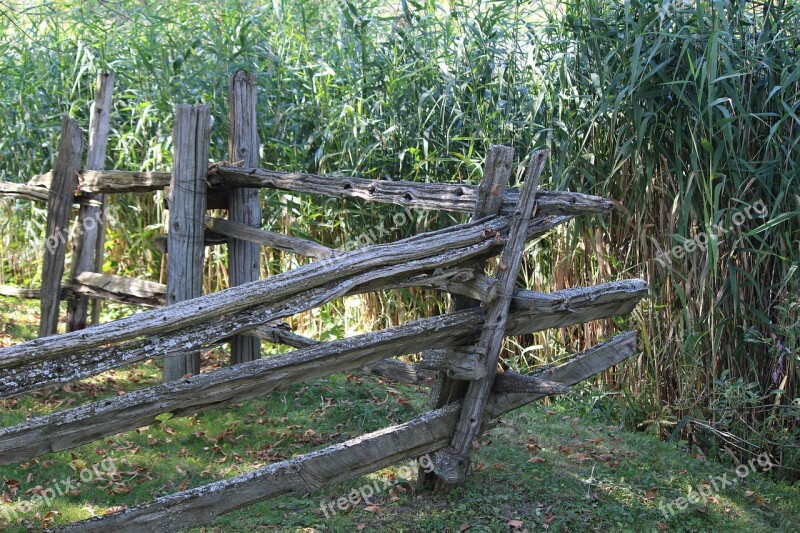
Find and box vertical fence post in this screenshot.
[67,72,115,331]
[163,104,211,382]
[228,71,262,364]
[419,144,514,488]
[39,117,84,337]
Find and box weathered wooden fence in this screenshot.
[0,71,647,531]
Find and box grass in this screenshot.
[0,0,798,513]
[0,296,798,532]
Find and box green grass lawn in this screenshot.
[0,296,797,532]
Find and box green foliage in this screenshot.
[0,0,798,481]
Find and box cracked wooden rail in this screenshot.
[52,332,638,533]
[0,281,646,465]
[0,212,570,372]
[26,166,614,218]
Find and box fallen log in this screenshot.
[0,282,646,464]
[52,332,637,533]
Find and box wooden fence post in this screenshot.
[163,105,211,382]
[433,150,548,490]
[227,71,262,364]
[39,117,84,337]
[419,144,514,487]
[67,72,115,331]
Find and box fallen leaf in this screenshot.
[754,495,765,506]
[744,490,754,497]
[508,518,524,528]
[645,488,657,500]
[528,457,546,464]
[356,524,367,531]
[460,524,472,532]
[364,504,381,513]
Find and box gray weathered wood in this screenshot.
[0,282,646,462]
[209,165,613,217]
[247,323,317,348]
[0,182,50,202]
[154,230,227,253]
[0,276,644,397]
[0,275,645,399]
[435,150,548,489]
[163,104,211,382]
[31,167,613,219]
[29,169,171,192]
[39,117,83,337]
[67,72,115,332]
[0,212,569,371]
[66,272,165,307]
[52,332,637,533]
[420,346,485,380]
[421,145,514,486]
[205,217,335,259]
[228,71,263,364]
[365,358,438,385]
[491,371,568,394]
[0,285,41,299]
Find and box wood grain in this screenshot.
[227,71,263,364]
[39,117,83,337]
[163,105,210,382]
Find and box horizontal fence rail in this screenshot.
[53,332,639,533]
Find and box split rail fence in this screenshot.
[0,71,647,531]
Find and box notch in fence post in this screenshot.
[163,104,211,383]
[39,117,84,337]
[418,144,514,487]
[67,72,115,332]
[227,71,262,364]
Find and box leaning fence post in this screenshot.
[163,104,211,382]
[39,117,84,337]
[67,72,115,331]
[227,71,262,364]
[419,144,514,487]
[432,150,548,491]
